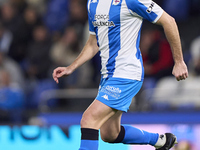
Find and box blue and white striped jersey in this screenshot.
[87,0,163,81]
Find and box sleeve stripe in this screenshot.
[152,9,164,23]
[89,31,96,35]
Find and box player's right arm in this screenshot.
[127,0,188,81]
[52,34,99,83]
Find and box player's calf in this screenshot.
[100,131,120,143]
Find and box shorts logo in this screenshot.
[146,2,155,13]
[113,0,120,5]
[102,94,109,100]
[101,85,121,99]
[106,85,121,93]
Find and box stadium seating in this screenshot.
[151,76,200,109]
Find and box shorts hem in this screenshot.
[95,98,128,112]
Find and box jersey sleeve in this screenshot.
[88,11,96,35]
[126,0,164,23]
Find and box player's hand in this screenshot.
[172,61,188,81]
[52,66,74,83]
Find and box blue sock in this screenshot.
[111,125,158,146]
[79,128,99,150]
[122,125,159,145]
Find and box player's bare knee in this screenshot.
[80,117,87,128]
[80,112,96,128]
[80,115,90,127]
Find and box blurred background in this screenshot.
[0,0,199,150]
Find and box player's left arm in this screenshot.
[156,11,188,81]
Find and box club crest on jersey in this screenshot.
[112,0,120,5]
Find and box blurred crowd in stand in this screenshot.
[0,0,199,123]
